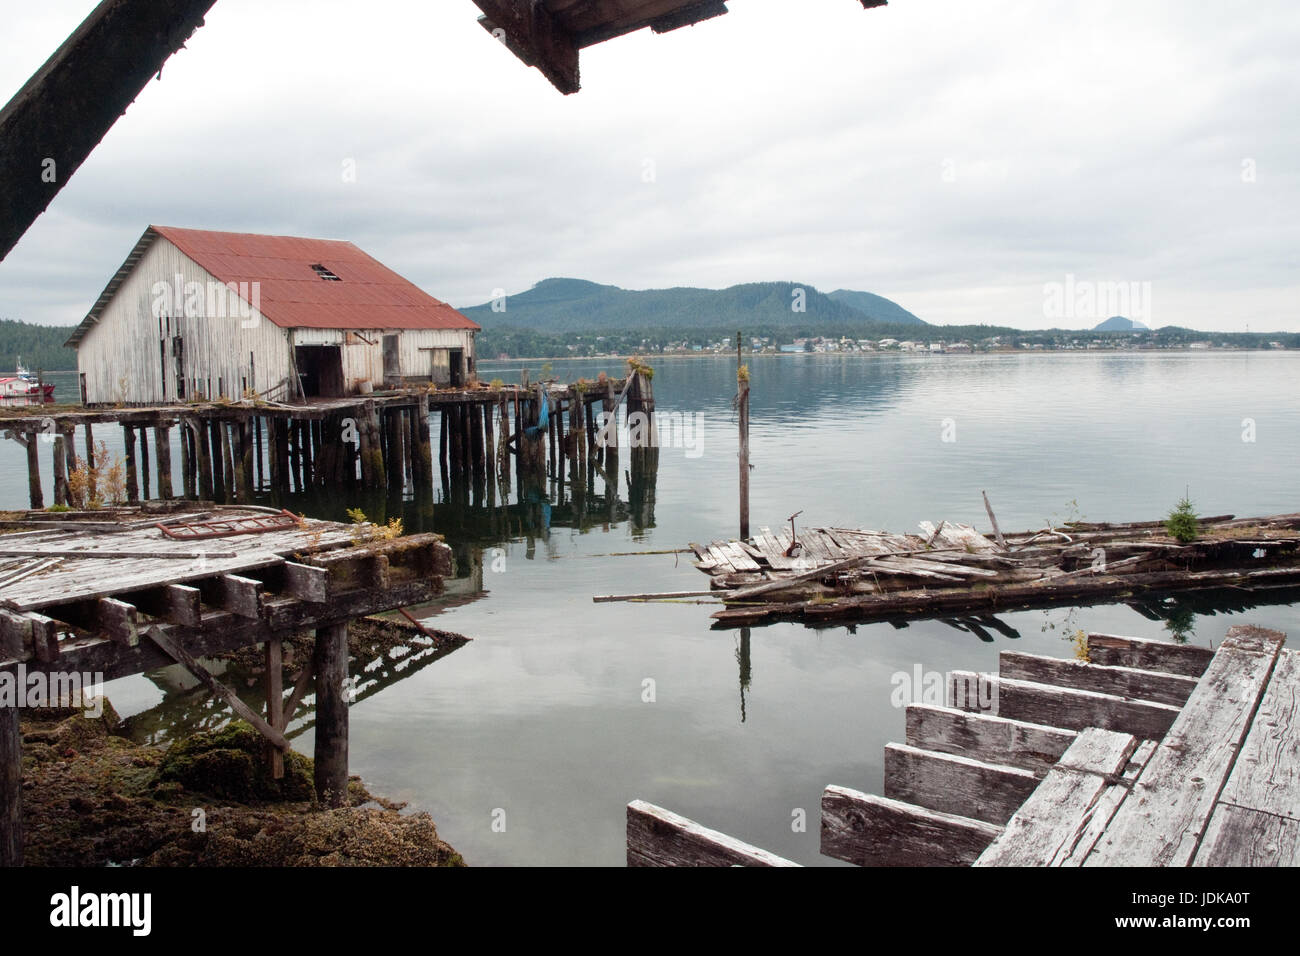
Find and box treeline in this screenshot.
[477,322,1300,359]
[0,318,77,371]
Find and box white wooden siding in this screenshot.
[76,238,289,404]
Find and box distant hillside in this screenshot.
[461,278,925,332]
[827,289,926,326]
[1094,315,1149,331]
[0,318,77,371]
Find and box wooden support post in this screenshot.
[300,419,314,491]
[82,423,96,503]
[497,398,511,497]
[0,703,20,867]
[274,418,291,495]
[207,421,225,501]
[52,432,69,506]
[483,401,496,503]
[265,638,285,779]
[195,420,213,501]
[547,396,558,478]
[138,425,151,500]
[60,424,77,495]
[252,415,263,491]
[154,424,172,498]
[287,419,300,494]
[24,431,42,509]
[459,402,472,482]
[239,418,254,502]
[470,400,485,496]
[416,392,434,493]
[218,420,233,503]
[438,408,450,495]
[738,369,750,540]
[313,621,350,807]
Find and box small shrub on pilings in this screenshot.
[67,440,126,508]
[346,507,403,546]
[1165,494,1200,543]
[626,357,654,380]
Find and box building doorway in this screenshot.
[295,345,344,397]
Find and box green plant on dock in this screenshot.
[626,356,654,379]
[45,504,71,513]
[1165,494,1200,543]
[1070,629,1090,661]
[489,378,505,389]
[346,507,403,545]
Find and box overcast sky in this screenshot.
[1,0,1296,331]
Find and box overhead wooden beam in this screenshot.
[130,583,203,628]
[475,0,580,95]
[0,0,218,260]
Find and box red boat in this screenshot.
[0,361,56,401]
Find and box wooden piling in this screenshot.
[239,418,254,503]
[483,401,496,503]
[52,434,70,507]
[738,365,750,540]
[265,638,284,780]
[470,400,485,491]
[138,426,150,502]
[0,703,20,867]
[218,421,233,503]
[155,424,173,499]
[439,408,450,496]
[313,621,350,807]
[416,392,434,494]
[252,415,263,491]
[498,398,511,497]
[180,420,196,499]
[123,425,139,504]
[25,431,43,509]
[196,420,214,501]
[83,423,96,504]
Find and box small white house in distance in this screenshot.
[65,225,480,405]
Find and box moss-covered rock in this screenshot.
[152,721,315,803]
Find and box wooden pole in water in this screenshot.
[0,702,21,866]
[240,418,254,502]
[438,408,449,496]
[196,419,214,500]
[83,423,96,503]
[313,621,350,807]
[25,431,43,509]
[123,425,139,504]
[180,420,195,499]
[252,415,263,491]
[265,638,285,779]
[155,424,173,499]
[139,426,151,500]
[218,421,233,503]
[52,432,69,506]
[738,332,749,540]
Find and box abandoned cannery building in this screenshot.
[66,225,480,405]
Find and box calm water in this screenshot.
[5,352,1299,866]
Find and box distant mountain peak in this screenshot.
[1094,315,1149,331]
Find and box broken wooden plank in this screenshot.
[905,704,1078,776]
[281,561,330,603]
[626,800,798,867]
[820,786,1001,867]
[1193,804,1300,867]
[1084,625,1286,866]
[949,671,1182,740]
[1085,632,1214,677]
[129,583,202,627]
[883,743,1039,825]
[1053,739,1157,866]
[1212,647,1300,821]
[999,650,1199,708]
[974,728,1139,866]
[198,573,265,620]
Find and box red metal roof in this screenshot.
[150,225,479,332]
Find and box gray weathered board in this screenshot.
[626,800,798,867]
[1085,626,1286,866]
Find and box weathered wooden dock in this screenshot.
[627,623,1297,867]
[688,513,1300,628]
[0,369,657,512]
[0,505,453,867]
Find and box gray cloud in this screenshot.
[1,0,1296,332]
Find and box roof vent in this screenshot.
[311,264,341,281]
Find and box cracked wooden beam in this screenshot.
[474,0,581,94]
[0,0,217,261]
